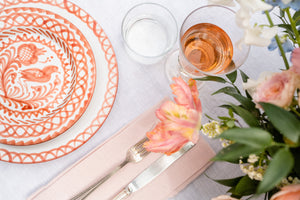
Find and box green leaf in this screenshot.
[195,76,226,83]
[231,94,256,111]
[260,103,300,143]
[280,9,285,18]
[235,175,259,196]
[213,143,263,163]
[239,70,249,83]
[219,128,273,148]
[293,10,300,21]
[220,104,233,110]
[257,148,294,194]
[212,176,243,187]
[229,108,234,118]
[204,114,214,121]
[218,116,233,121]
[230,104,260,127]
[213,86,239,96]
[213,87,256,111]
[226,70,237,83]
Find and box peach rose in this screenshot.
[212,195,239,200]
[290,48,300,106]
[243,70,297,108]
[270,184,300,200]
[144,77,202,155]
[291,48,300,74]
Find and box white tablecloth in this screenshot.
[0,0,284,199]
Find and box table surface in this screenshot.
[0,0,284,199]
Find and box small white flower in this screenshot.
[243,26,278,47]
[208,0,236,7]
[237,0,273,12]
[293,177,300,184]
[236,8,251,28]
[282,0,292,4]
[247,154,259,163]
[248,171,256,179]
[201,120,224,138]
[255,173,263,181]
[220,139,233,147]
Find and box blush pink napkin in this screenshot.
[28,99,215,200]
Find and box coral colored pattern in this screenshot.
[0,0,118,163]
[0,7,96,145]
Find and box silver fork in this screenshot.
[70,136,150,200]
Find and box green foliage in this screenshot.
[257,148,294,194]
[260,103,300,143]
[202,70,299,198]
[220,128,273,148]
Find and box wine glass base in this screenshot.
[164,49,205,89]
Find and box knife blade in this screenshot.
[112,142,195,200]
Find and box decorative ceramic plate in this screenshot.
[0,0,118,163]
[0,7,96,145]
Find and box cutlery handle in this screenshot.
[71,160,128,200]
[112,187,131,200]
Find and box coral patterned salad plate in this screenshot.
[0,0,118,163]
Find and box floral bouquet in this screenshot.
[143,0,300,200]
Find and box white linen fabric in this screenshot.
[0,0,282,199]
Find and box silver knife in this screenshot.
[112,142,195,200]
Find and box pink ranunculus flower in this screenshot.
[243,70,297,108]
[144,77,202,155]
[211,195,239,200]
[270,184,300,200]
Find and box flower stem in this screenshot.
[265,10,290,70]
[286,8,300,47]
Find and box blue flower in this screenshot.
[265,0,300,10]
[268,37,294,55]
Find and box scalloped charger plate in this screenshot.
[0,0,118,163]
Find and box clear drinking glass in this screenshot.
[165,5,250,83]
[122,3,178,65]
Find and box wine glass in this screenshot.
[165,5,250,84]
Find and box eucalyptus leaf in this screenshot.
[257,148,294,194]
[260,103,300,143]
[219,128,273,148]
[195,76,226,83]
[213,143,263,163]
[230,104,260,127]
[226,70,237,83]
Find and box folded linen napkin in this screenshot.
[28,99,215,200]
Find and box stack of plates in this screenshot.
[0,0,118,163]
